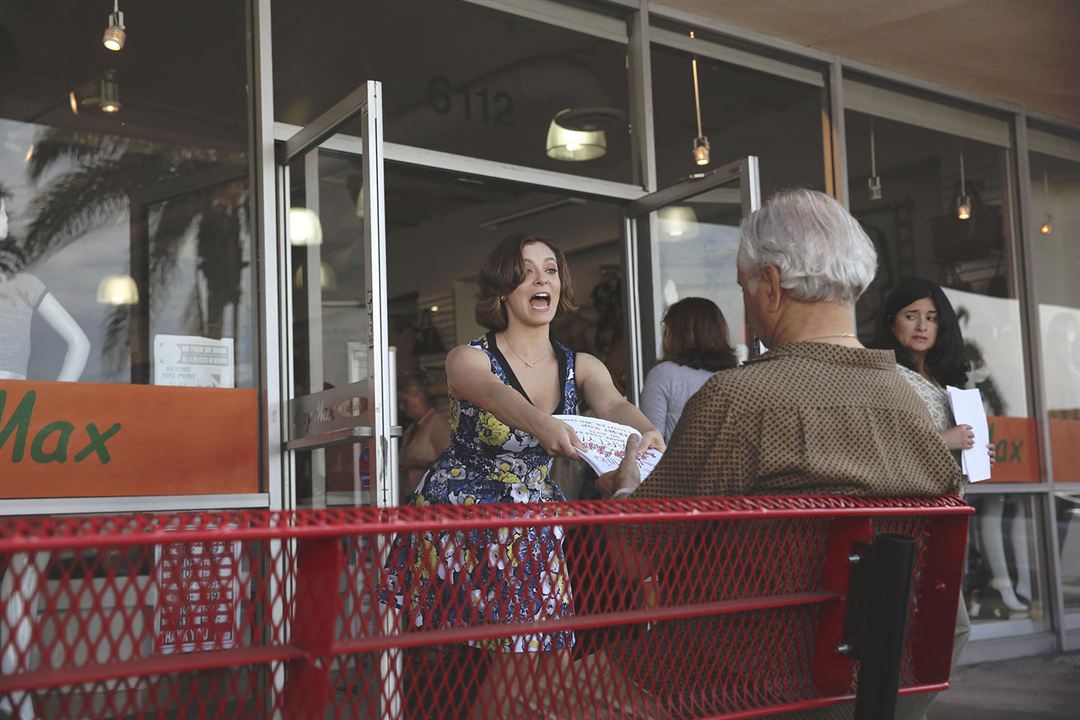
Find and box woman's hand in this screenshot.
[941,424,975,450]
[637,429,666,455]
[987,442,996,465]
[535,416,587,460]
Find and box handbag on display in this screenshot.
[929,180,1005,262]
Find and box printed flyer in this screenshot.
[552,415,663,480]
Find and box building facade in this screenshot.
[0,0,1077,665]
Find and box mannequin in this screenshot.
[0,193,90,719]
[974,496,1033,617]
[0,196,90,381]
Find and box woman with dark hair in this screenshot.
[383,232,663,717]
[640,297,738,441]
[874,278,976,452]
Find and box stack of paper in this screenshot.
[552,415,663,480]
[946,386,992,482]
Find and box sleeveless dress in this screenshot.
[382,332,578,653]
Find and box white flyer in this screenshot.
[946,386,992,482]
[552,415,663,481]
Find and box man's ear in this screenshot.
[761,265,783,313]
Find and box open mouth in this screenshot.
[529,292,552,311]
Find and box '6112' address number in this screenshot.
[428,76,514,128]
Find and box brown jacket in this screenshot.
[637,342,961,499]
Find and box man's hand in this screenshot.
[638,428,666,454]
[596,434,644,498]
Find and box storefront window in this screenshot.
[964,494,1049,633]
[1054,491,1080,615]
[650,39,826,193]
[0,2,259,500]
[272,0,633,182]
[1029,136,1080,489]
[846,109,1036,483]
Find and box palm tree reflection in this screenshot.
[24,127,249,379]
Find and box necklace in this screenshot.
[803,333,859,342]
[503,334,551,368]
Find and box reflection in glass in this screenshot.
[1055,492,1080,613]
[0,1,259,495]
[965,494,1047,630]
[846,111,1036,483]
[1031,148,1080,483]
[273,0,632,182]
[653,186,748,363]
[650,43,825,193]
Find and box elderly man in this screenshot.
[603,188,960,500]
[600,188,963,720]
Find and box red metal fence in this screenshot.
[0,495,971,719]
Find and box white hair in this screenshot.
[737,189,877,304]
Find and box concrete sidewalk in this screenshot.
[930,652,1079,719]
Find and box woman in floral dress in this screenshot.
[383,232,663,717]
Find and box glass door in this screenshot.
[277,81,398,510]
[625,157,761,392]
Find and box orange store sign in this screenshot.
[0,381,259,499]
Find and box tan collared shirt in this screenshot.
[637,342,962,499]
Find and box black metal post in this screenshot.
[853,532,917,720]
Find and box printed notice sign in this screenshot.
[154,533,242,654]
[553,415,663,480]
[154,334,235,388]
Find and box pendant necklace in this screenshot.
[804,333,858,342]
[504,334,550,368]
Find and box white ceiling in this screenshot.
[654,0,1080,123]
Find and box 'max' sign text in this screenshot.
[0,390,121,464]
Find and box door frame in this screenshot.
[276,81,398,510]
[624,156,761,394]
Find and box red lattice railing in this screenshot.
[0,495,971,719]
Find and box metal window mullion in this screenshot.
[252,0,284,515]
[360,81,395,512]
[648,3,834,64]
[623,0,656,399]
[272,122,646,201]
[649,27,824,87]
[460,0,628,43]
[828,60,849,208]
[1015,117,1069,652]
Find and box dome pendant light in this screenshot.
[956,150,972,221]
[689,31,710,166]
[103,1,126,52]
[546,109,607,161]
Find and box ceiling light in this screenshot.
[546,110,606,161]
[1039,171,1053,235]
[96,274,139,305]
[689,31,711,167]
[103,1,126,51]
[956,150,971,221]
[99,71,121,113]
[430,305,439,313]
[289,207,323,246]
[868,118,882,200]
[71,71,122,114]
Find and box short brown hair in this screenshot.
[661,297,738,372]
[475,233,577,331]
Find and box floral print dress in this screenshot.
[382,332,578,652]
